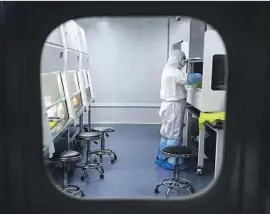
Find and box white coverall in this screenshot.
[159,50,188,140]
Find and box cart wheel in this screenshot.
[100,174,104,179]
[154,188,159,194]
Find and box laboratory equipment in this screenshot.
[186,30,227,112]
[40,27,69,157]
[60,20,85,124]
[77,24,93,109]
[41,24,88,197]
[197,118,225,178]
[189,19,206,59]
[42,72,69,130]
[76,24,95,132]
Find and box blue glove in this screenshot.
[187,73,202,85]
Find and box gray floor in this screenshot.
[51,124,214,198]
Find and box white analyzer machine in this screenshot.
[187,29,227,112]
[184,29,227,178]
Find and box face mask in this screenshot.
[178,59,186,69]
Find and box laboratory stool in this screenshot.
[91,127,117,164]
[155,146,195,197]
[58,150,85,197]
[76,132,105,180]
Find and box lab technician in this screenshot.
[156,50,202,170]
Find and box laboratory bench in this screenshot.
[43,108,86,159]
[199,120,224,178]
[43,117,84,180]
[50,107,86,141]
[184,104,225,178]
[51,118,74,141]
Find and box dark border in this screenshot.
[2,2,270,214]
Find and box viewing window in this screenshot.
[42,72,65,105]
[41,72,69,137]
[65,70,83,113]
[41,16,228,200]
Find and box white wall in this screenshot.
[81,17,190,124]
[169,17,191,51]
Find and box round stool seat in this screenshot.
[162,146,192,158]
[155,145,195,197]
[58,150,81,162]
[92,126,115,133]
[76,132,101,140]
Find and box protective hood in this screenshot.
[166,50,186,70]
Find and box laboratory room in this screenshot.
[41,16,227,198]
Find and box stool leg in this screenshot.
[86,141,90,164]
[112,151,117,161]
[173,157,180,181]
[166,187,172,198]
[62,162,85,197]
[63,162,68,187]
[96,167,105,179]
[110,151,117,164]
[99,133,105,163]
[79,114,84,133]
[81,141,90,181]
[155,178,174,194]
[88,107,91,131]
[90,151,98,163]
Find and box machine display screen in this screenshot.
[211,54,227,90]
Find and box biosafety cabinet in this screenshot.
[40,27,69,157]
[41,20,92,157]
[77,24,94,110]
[60,20,85,123]
[186,29,227,112]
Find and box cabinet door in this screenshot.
[41,43,64,73]
[77,25,88,53]
[63,20,79,51]
[189,19,206,58]
[66,50,79,70]
[81,54,88,70]
[46,27,63,46]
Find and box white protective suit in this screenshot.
[159,50,188,140]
